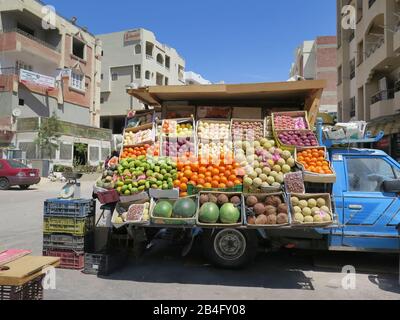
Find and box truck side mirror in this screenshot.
[382,179,400,193]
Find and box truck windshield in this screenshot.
[346,157,396,192]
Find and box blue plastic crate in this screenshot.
[44,199,95,217]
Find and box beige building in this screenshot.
[98,29,186,134]
[336,0,400,159]
[290,36,338,116]
[0,0,110,168]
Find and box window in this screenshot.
[135,65,141,79]
[135,44,141,54]
[394,166,400,179]
[165,77,169,86]
[145,71,150,80]
[346,157,396,192]
[338,65,342,85]
[111,73,118,81]
[72,38,85,60]
[100,97,104,104]
[7,160,28,169]
[350,59,355,79]
[101,74,104,80]
[156,54,164,66]
[17,24,34,37]
[350,97,356,118]
[19,99,24,106]
[101,50,104,56]
[15,61,32,72]
[70,72,85,91]
[165,56,170,69]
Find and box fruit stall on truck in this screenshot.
[94,80,400,270]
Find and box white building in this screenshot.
[185,71,211,85]
[98,28,186,134]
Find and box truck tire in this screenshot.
[202,229,258,269]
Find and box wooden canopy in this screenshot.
[127,80,326,124]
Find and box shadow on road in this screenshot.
[99,241,315,290]
[368,275,400,294]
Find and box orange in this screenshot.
[220,177,228,185]
[218,183,227,189]
[224,170,232,177]
[197,178,206,186]
[191,162,199,172]
[226,165,233,171]
[219,167,226,174]
[198,174,206,180]
[174,180,181,188]
[234,179,242,185]
[205,176,213,183]
[181,177,189,184]
[229,174,238,182]
[184,165,192,172]
[184,170,193,179]
[189,180,197,186]
[199,166,207,175]
[212,168,220,176]
[180,183,188,192]
[205,171,212,177]
[211,181,219,188]
[226,181,235,188]
[204,183,212,189]
[180,192,188,198]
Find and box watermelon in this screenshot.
[220,203,240,224]
[153,201,173,218]
[173,198,196,218]
[199,203,220,224]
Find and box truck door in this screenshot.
[342,156,400,250]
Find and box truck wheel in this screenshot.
[0,178,10,190]
[202,229,258,269]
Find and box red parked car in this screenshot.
[0,159,41,190]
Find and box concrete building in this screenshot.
[185,71,211,85]
[98,29,186,134]
[0,0,110,168]
[336,0,400,160]
[290,36,338,116]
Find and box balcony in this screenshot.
[0,29,61,65]
[370,89,396,119]
[146,54,154,60]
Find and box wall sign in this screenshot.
[124,30,140,44]
[19,69,55,89]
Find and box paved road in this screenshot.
[0,180,399,300]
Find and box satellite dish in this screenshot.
[12,108,22,118]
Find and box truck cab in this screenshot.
[327,148,400,252]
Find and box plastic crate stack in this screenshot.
[42,199,96,270]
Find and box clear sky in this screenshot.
[47,0,337,84]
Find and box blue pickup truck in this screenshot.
[199,136,400,269]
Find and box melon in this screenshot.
[153,201,173,218]
[173,198,196,218]
[199,203,220,224]
[220,203,240,224]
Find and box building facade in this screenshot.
[336,0,400,160]
[290,36,338,116]
[185,71,211,85]
[0,0,110,167]
[98,29,186,134]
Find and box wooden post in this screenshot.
[305,89,323,127]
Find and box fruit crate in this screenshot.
[294,146,337,184]
[187,183,243,196]
[0,275,44,301]
[288,193,336,228]
[83,251,128,276]
[274,129,319,152]
[96,189,120,204]
[271,111,311,132]
[42,233,94,253]
[43,249,84,270]
[149,196,198,226]
[44,199,95,217]
[242,193,291,229]
[231,118,266,141]
[43,215,95,237]
[195,192,244,228]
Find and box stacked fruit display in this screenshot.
[291,195,333,224]
[197,121,230,140]
[120,144,160,160]
[232,120,264,141]
[198,141,233,159]
[111,156,178,196]
[175,155,243,197]
[245,194,289,226]
[276,131,318,148]
[162,120,194,137]
[161,137,196,158]
[273,115,308,131]
[124,129,154,146]
[198,193,242,225]
[113,202,150,224]
[234,138,296,191]
[296,148,334,175]
[152,197,197,221]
